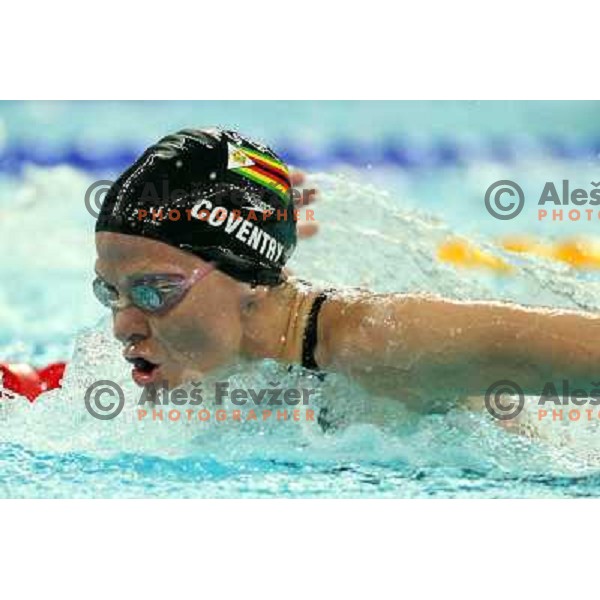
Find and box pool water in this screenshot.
[2,101,600,498]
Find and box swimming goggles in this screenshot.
[92,265,215,314]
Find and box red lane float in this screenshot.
[0,362,66,401]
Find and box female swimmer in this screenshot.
[94,128,600,413]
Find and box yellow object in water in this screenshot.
[439,235,600,273]
[500,235,600,269]
[552,239,600,269]
[437,238,513,273]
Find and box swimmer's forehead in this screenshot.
[95,232,206,283]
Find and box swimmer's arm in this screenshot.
[316,293,600,401]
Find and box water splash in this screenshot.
[3,166,600,497]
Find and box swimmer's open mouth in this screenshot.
[127,357,157,372]
[126,357,161,385]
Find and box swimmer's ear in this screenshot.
[241,283,258,312]
[241,282,268,312]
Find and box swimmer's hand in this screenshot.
[291,171,319,240]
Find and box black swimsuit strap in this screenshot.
[301,289,334,371]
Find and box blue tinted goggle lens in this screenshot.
[129,284,164,311]
[93,273,195,313]
[93,277,118,308]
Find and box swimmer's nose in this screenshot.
[112,306,151,346]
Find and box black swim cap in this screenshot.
[96,128,297,286]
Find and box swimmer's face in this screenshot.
[95,232,250,388]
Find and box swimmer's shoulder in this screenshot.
[287,280,372,369]
[313,286,412,370]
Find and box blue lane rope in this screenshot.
[1,138,599,174]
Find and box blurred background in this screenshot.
[3,100,600,234]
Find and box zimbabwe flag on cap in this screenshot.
[227,142,290,204]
